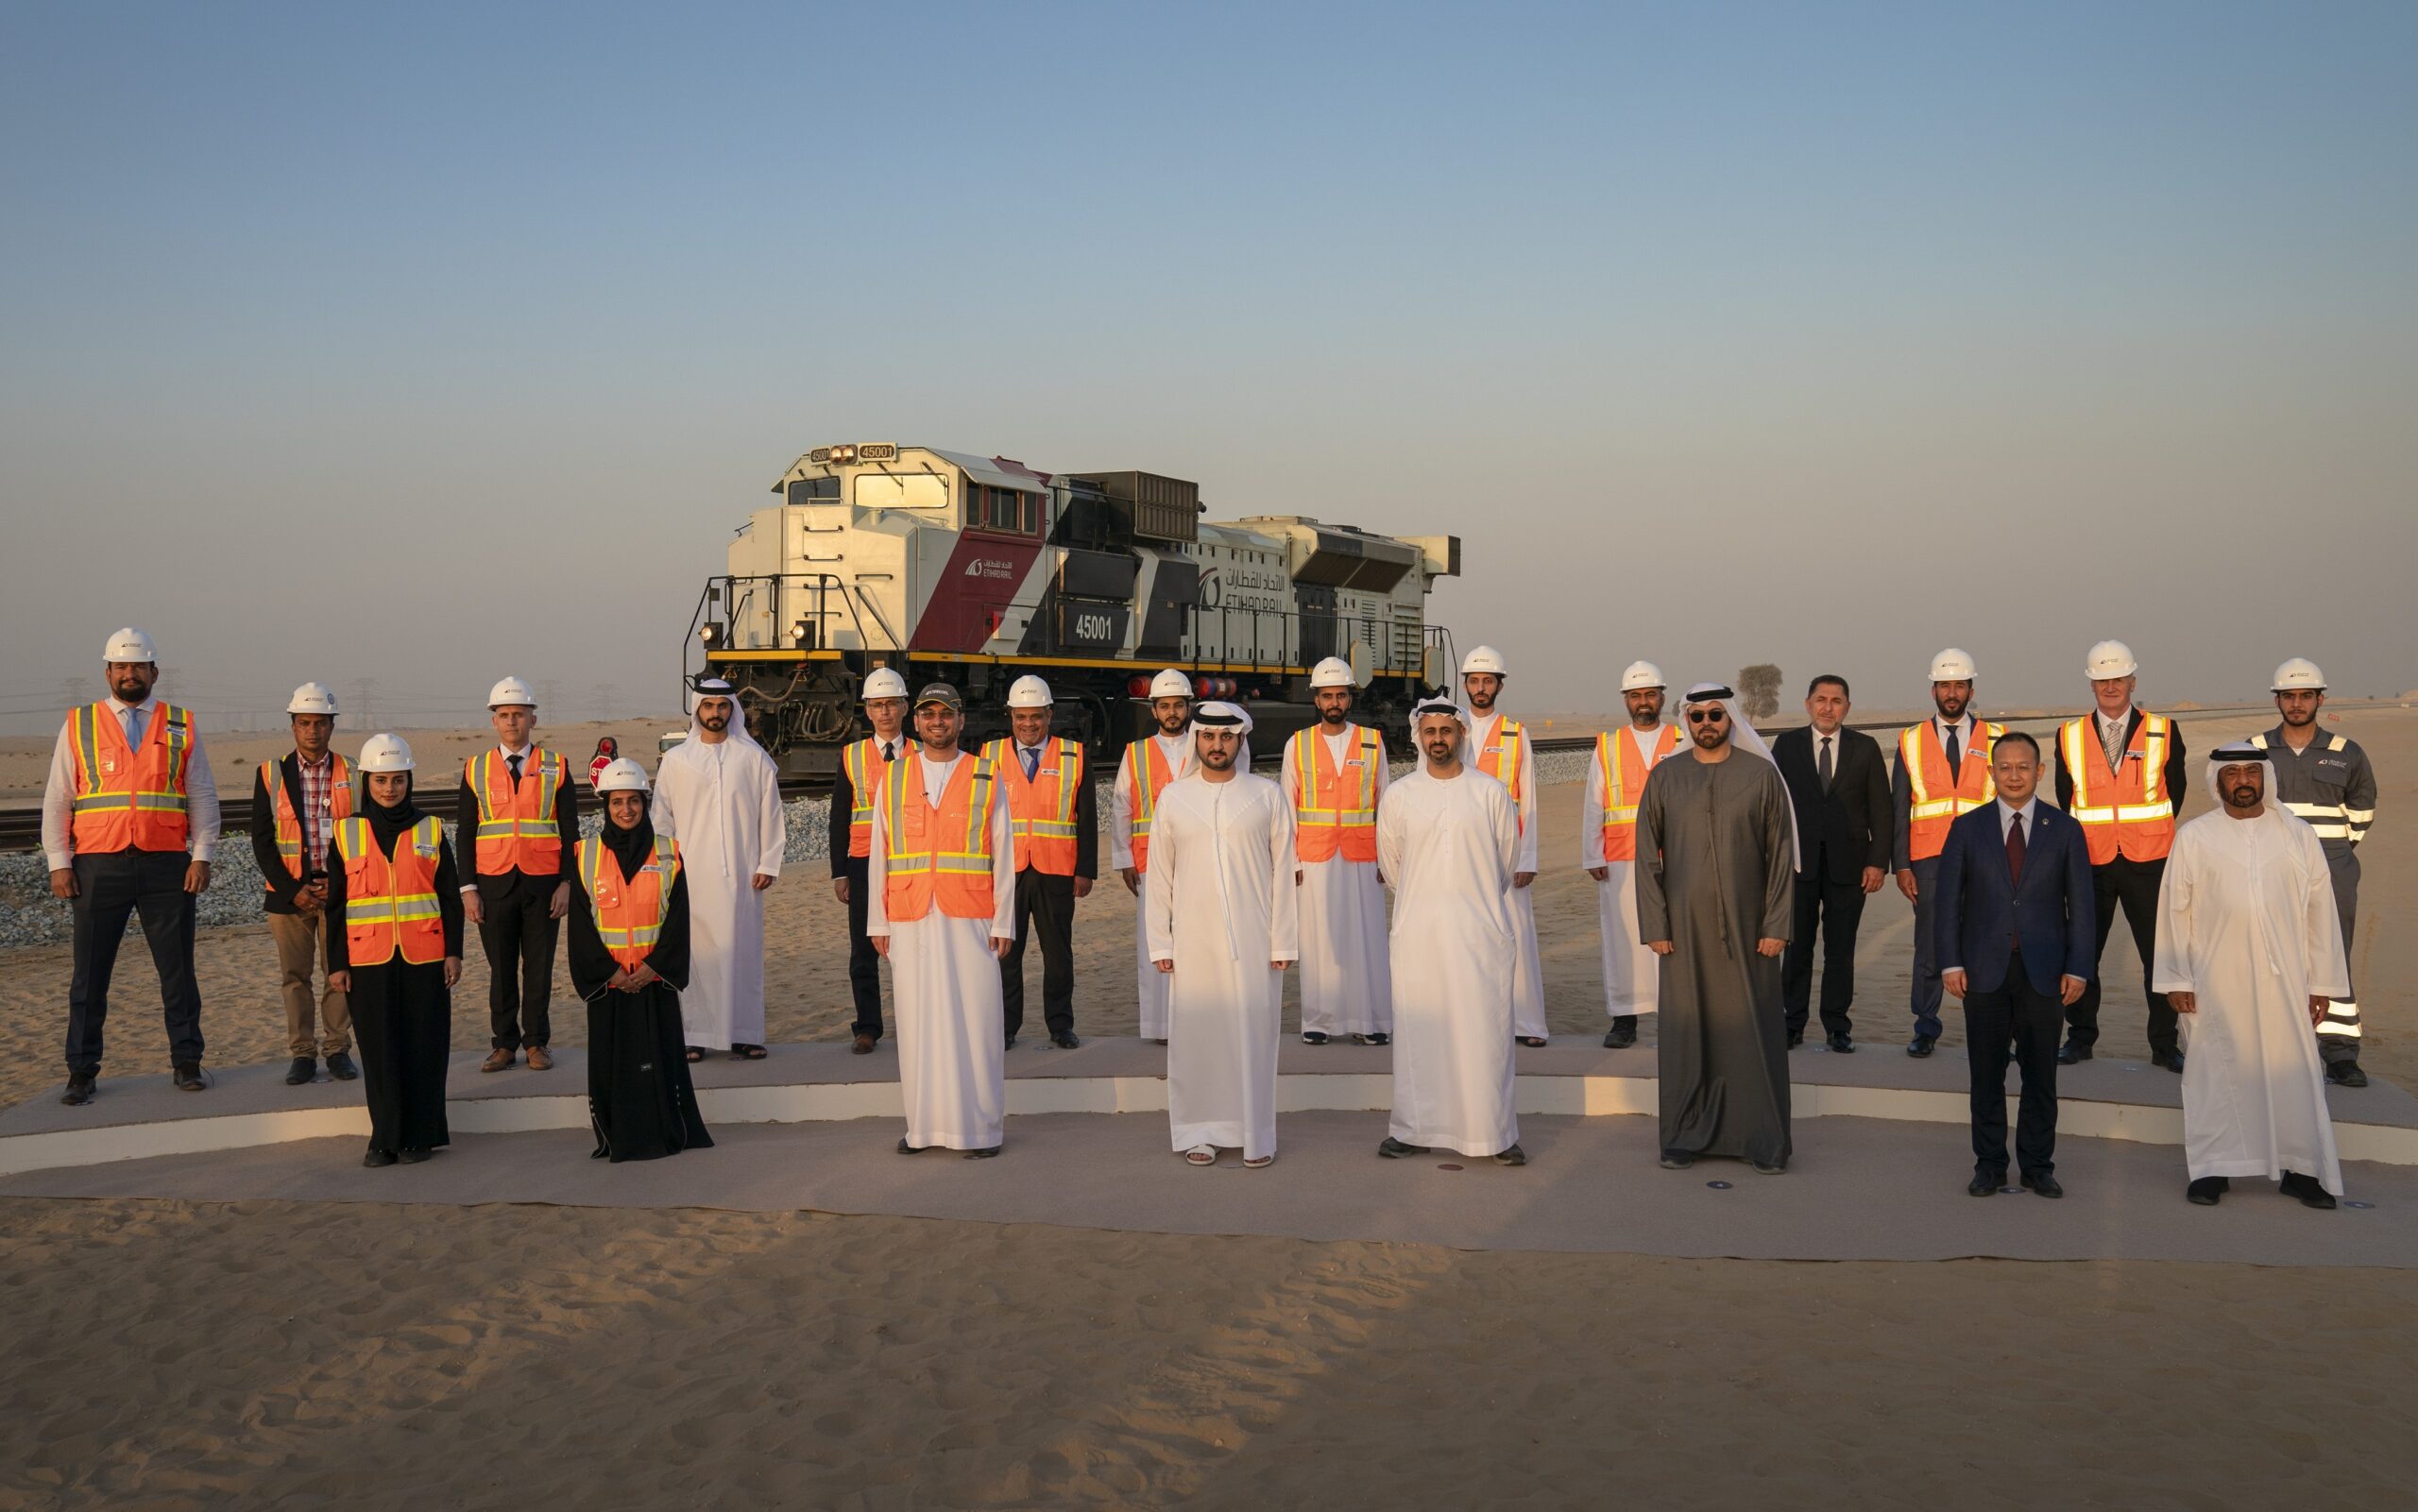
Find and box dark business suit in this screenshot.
[455,753,581,1051]
[1934,800,2095,1179]
[828,737,911,1044]
[2053,707,2188,1059]
[1770,725,1892,1039]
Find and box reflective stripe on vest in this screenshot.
[467,748,567,875]
[1475,716,1525,834]
[262,755,354,885]
[1596,725,1678,863]
[2250,732,2361,839]
[335,815,446,966]
[843,736,915,859]
[1124,739,1175,873]
[1293,724,1382,864]
[2061,714,2175,864]
[883,753,999,921]
[1898,721,2004,862]
[981,738,1083,875]
[577,834,682,969]
[68,701,195,854]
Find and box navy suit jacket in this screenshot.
[1933,800,2096,994]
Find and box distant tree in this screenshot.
[1737,664,1782,722]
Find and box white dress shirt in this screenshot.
[42,693,221,868]
[1997,794,2039,842]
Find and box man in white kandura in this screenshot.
[867,685,1016,1157]
[1282,656,1391,1045]
[2154,742,2351,1211]
[1461,645,1545,1045]
[650,678,785,1062]
[1377,700,1526,1165]
[1584,660,1680,1048]
[1149,703,1299,1168]
[1113,669,1198,1044]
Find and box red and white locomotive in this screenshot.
[689,443,1462,775]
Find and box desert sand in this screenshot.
[2,705,2412,1508]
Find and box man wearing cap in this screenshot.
[829,668,914,1053]
[868,685,1017,1156]
[1770,675,1892,1053]
[1461,646,1546,1045]
[1584,661,1680,1048]
[1282,656,1391,1045]
[981,675,1097,1050]
[1891,651,2003,1059]
[46,628,221,1105]
[248,682,356,1087]
[2055,641,2189,1071]
[652,678,785,1061]
[1114,670,1199,1044]
[2252,659,2377,1087]
[456,676,581,1073]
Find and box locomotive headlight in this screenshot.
[699,622,724,649]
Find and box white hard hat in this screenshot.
[1149,669,1194,701]
[1309,656,1356,690]
[1929,648,1977,682]
[1619,660,1664,693]
[487,675,537,709]
[2084,640,2137,681]
[1460,645,1508,677]
[861,667,910,701]
[286,681,339,716]
[2273,657,2326,692]
[593,756,651,793]
[357,733,415,773]
[102,627,157,664]
[1005,674,1054,709]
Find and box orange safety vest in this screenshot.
[1120,738,1181,874]
[981,737,1084,875]
[260,755,353,886]
[1898,720,2005,862]
[882,752,1001,922]
[842,734,916,858]
[1473,714,1527,833]
[335,815,446,966]
[576,833,683,971]
[1594,724,1679,862]
[2061,712,2175,865]
[66,701,196,854]
[1291,723,1382,864]
[465,747,568,876]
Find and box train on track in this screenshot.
[686,443,1464,778]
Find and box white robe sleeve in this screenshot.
[1515,737,1539,874]
[989,782,1016,942]
[1109,749,1135,870]
[2301,824,2352,998]
[1270,790,1300,963]
[2151,827,2198,994]
[1147,801,1179,966]
[1496,780,1523,883]
[752,755,785,878]
[1377,782,1407,892]
[1579,742,1607,869]
[864,798,891,938]
[649,764,679,841]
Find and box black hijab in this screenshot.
[362,772,424,847]
[600,790,656,876]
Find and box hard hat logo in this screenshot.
[103,627,158,665]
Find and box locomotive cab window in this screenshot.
[786,477,840,505]
[854,473,949,510]
[974,484,1041,535]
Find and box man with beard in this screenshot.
[1636,684,1797,1173]
[1149,703,1298,1167]
[1113,669,1199,1044]
[651,678,784,1062]
[1377,700,1525,1165]
[1892,650,2003,1059]
[1461,646,1545,1045]
[1584,661,1680,1048]
[457,677,580,1073]
[2252,659,2377,1087]
[46,628,221,1105]
[1282,656,1391,1045]
[829,668,915,1053]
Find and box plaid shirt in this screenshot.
[297,752,336,871]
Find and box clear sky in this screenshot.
[4,1,2413,734]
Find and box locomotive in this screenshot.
[686,443,1463,777]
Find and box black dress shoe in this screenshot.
[1658,1149,1695,1170]
[2056,1043,2090,1065]
[2187,1176,2228,1206]
[2152,1049,2186,1073]
[1603,1017,1636,1049]
[397,1147,431,1164]
[1364,1031,1390,1046]
[60,1074,95,1107]
[325,1051,358,1081]
[1785,1029,1804,1048]
[284,1057,316,1085]
[1494,1144,1527,1166]
[2020,1171,2064,1198]
[1826,1031,1856,1055]
[2280,1172,2338,1210]
[1377,1136,1428,1159]
[2326,1061,2369,1088]
[962,1146,1002,1160]
[1751,1160,1786,1175]
[172,1062,207,1091]
[1907,1036,1936,1059]
[896,1137,922,1154]
[1049,1031,1081,1049]
[1969,1171,2004,1197]
[1003,1034,1018,1051]
[363,1148,398,1168]
[1302,1031,1330,1045]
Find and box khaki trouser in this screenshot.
[268,909,350,1056]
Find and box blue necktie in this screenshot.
[125,705,147,747]
[1022,745,1039,781]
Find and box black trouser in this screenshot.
[475,878,556,1050]
[1781,863,1865,1039]
[65,850,203,1075]
[2065,855,2176,1057]
[843,855,883,1041]
[1966,950,2062,1177]
[1001,868,1077,1040]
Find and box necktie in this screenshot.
[1942,722,1961,776]
[507,753,524,789]
[1817,735,1833,791]
[2103,716,2126,773]
[125,705,147,748]
[881,740,896,763]
[2006,808,2026,884]
[1022,745,1039,781]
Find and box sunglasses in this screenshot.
[1687,709,1728,724]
